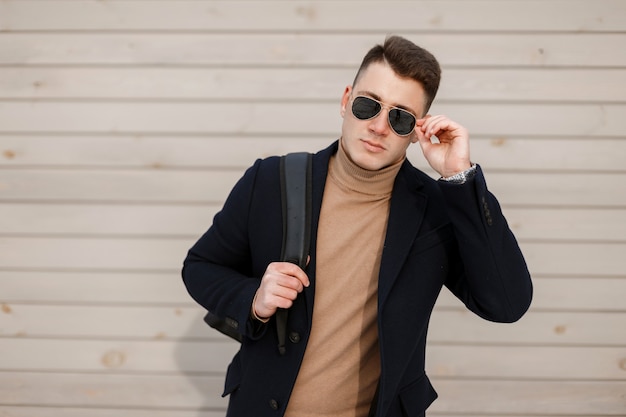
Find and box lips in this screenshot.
[361,139,386,152]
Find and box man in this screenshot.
[182,35,532,417]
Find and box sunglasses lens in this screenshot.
[352,96,381,120]
[351,96,416,136]
[388,109,416,136]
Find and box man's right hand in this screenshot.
[252,261,310,320]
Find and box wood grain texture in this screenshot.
[0,372,624,414]
[1,1,624,415]
[2,304,624,346]
[1,204,624,241]
[2,272,624,311]
[2,136,624,172]
[1,1,623,32]
[1,33,625,67]
[0,237,624,276]
[1,68,625,102]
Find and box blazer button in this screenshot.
[269,399,279,410]
[289,332,301,343]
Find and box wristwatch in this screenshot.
[440,164,477,184]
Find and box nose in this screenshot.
[368,108,390,136]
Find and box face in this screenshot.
[340,61,426,171]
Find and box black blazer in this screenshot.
[183,141,532,417]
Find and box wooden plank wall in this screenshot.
[0,1,625,416]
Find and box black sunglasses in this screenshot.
[351,95,417,136]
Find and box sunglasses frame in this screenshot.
[350,95,417,136]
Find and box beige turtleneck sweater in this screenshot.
[284,141,404,417]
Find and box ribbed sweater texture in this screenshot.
[285,142,403,417]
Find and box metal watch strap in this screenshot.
[440,164,477,184]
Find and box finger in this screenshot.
[263,262,309,292]
[420,115,450,138]
[270,285,300,301]
[256,277,299,305]
[254,290,293,317]
[415,125,433,148]
[273,274,306,293]
[274,261,310,288]
[415,114,432,126]
[271,297,295,310]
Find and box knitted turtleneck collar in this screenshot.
[329,139,404,196]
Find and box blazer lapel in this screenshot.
[377,161,428,308]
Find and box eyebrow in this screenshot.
[357,90,418,116]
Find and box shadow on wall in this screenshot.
[176,310,239,417]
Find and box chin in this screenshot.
[353,153,388,171]
[342,137,390,170]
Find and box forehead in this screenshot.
[354,62,426,115]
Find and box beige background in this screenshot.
[0,1,625,416]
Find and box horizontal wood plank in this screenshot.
[0,339,239,374]
[503,208,626,242]
[1,1,623,32]
[1,203,623,242]
[428,310,626,346]
[2,169,625,207]
[436,277,626,313]
[2,304,624,346]
[0,236,195,271]
[429,379,626,415]
[1,407,616,417]
[2,136,625,172]
[0,102,623,138]
[0,237,624,276]
[1,371,623,415]
[0,203,220,237]
[0,136,330,170]
[0,407,224,417]
[1,33,625,67]
[426,345,626,380]
[1,371,624,414]
[1,67,625,102]
[0,372,228,409]
[0,339,623,380]
[484,173,626,207]
[0,305,214,341]
[2,272,625,312]
[0,271,193,305]
[520,242,625,276]
[0,169,242,204]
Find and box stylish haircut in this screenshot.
[353,35,442,114]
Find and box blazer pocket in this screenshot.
[222,352,242,397]
[398,373,438,416]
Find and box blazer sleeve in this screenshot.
[181,158,267,339]
[439,165,533,323]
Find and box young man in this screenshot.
[183,35,532,417]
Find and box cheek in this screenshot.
[390,140,412,158]
[341,115,359,136]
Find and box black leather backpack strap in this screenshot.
[203,152,311,347]
[276,152,312,355]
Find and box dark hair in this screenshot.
[353,35,441,114]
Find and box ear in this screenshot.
[340,86,352,117]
